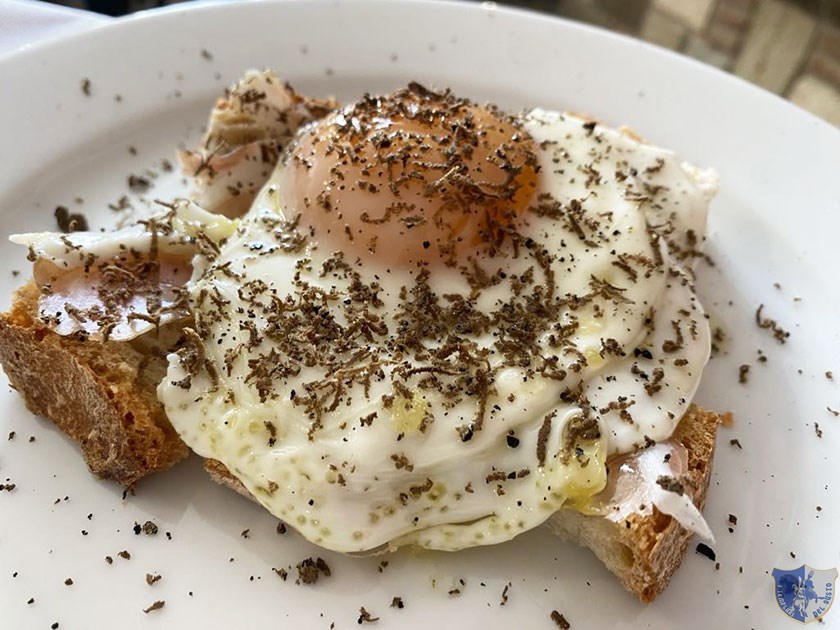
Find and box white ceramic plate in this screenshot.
[1,1,839,628]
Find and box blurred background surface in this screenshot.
[45,0,840,126]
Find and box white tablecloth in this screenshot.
[0,0,108,58]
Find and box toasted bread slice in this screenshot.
[546,404,719,602]
[0,279,720,601]
[0,281,189,486]
[204,405,720,603]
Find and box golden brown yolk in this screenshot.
[278,84,540,266]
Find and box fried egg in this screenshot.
[157,84,716,553]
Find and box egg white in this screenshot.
[158,106,715,553]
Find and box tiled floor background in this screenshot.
[49,0,840,127]
[506,0,840,126]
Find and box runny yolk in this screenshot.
[278,84,540,266]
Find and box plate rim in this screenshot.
[1,0,838,138]
[0,2,838,628]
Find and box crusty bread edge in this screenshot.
[546,404,719,602]
[205,457,252,500]
[0,281,189,486]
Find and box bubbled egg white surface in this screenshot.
[159,101,716,553]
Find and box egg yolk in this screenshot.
[279,83,540,266]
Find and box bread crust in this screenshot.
[204,458,252,500]
[204,404,719,602]
[0,281,189,486]
[545,404,720,602]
